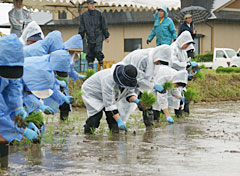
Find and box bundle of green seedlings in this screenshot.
[85,69,96,79]
[194,70,205,80]
[14,112,44,129]
[140,90,157,109]
[163,81,174,92]
[184,88,200,102]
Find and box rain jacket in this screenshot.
[178,21,195,39]
[9,7,32,37]
[22,57,55,114]
[116,45,172,121]
[23,30,64,57]
[78,9,110,45]
[147,6,177,46]
[82,67,137,117]
[20,21,44,46]
[64,34,83,81]
[171,31,194,71]
[0,34,25,142]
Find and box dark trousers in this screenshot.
[84,109,119,134]
[86,43,104,66]
[153,110,165,121]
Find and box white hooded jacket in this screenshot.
[82,67,137,117]
[171,31,194,71]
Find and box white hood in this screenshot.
[172,70,188,84]
[176,31,194,49]
[151,44,172,63]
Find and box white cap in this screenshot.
[172,70,188,84]
[152,44,172,63]
[32,89,54,99]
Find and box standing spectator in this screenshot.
[178,14,196,40]
[78,0,110,70]
[8,0,32,37]
[147,6,177,46]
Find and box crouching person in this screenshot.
[82,64,140,134]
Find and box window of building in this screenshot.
[58,11,67,20]
[124,38,142,52]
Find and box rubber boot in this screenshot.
[174,109,183,118]
[59,102,71,121]
[0,143,9,169]
[153,110,160,122]
[143,109,154,127]
[88,62,93,69]
[99,60,104,71]
[184,100,190,116]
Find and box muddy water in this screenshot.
[2,101,240,176]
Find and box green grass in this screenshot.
[216,67,240,73]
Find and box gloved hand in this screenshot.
[190,61,198,67]
[146,40,151,45]
[27,122,40,135]
[134,99,146,111]
[188,74,193,81]
[59,80,67,88]
[15,108,28,120]
[40,104,54,114]
[193,68,201,73]
[23,128,38,140]
[116,118,127,131]
[181,97,185,102]
[63,96,72,104]
[166,116,174,123]
[153,84,164,93]
[79,74,86,80]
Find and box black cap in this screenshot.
[27,33,43,42]
[113,64,138,89]
[56,71,68,78]
[0,66,23,79]
[86,0,96,4]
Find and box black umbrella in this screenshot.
[177,6,212,23]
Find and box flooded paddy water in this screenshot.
[2,101,240,176]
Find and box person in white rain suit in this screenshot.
[82,64,142,134]
[153,68,188,123]
[116,45,172,125]
[171,31,194,71]
[20,21,44,45]
[8,0,32,37]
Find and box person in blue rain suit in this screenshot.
[58,34,86,120]
[0,34,39,144]
[23,30,64,57]
[22,57,56,116]
[147,6,177,46]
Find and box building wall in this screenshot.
[42,21,240,62]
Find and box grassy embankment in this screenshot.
[68,68,240,107]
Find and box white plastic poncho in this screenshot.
[8,7,32,37]
[168,70,188,109]
[153,65,177,111]
[20,21,44,45]
[171,31,194,71]
[117,45,172,121]
[81,67,137,117]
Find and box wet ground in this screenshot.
[2,101,240,176]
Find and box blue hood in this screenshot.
[50,50,71,72]
[0,34,24,67]
[23,57,54,92]
[154,6,168,19]
[43,30,64,53]
[64,34,83,50]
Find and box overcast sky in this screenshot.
[0,3,13,34]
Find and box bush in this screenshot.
[216,67,240,73]
[192,52,213,62]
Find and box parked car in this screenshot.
[199,48,240,69]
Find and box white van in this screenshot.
[212,48,240,69]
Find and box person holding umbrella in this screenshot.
[178,14,196,40]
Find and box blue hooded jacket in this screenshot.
[147,6,177,46]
